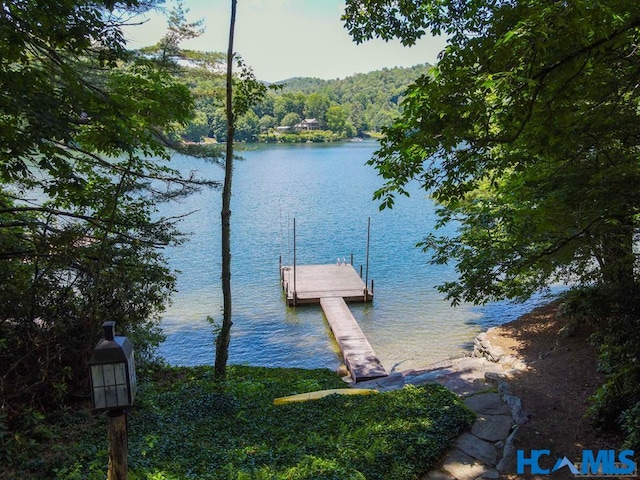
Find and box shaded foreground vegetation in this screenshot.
[3,365,475,480]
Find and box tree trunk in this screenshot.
[214,0,237,379]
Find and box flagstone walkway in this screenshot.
[357,332,529,480]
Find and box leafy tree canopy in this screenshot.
[344,0,640,449]
[0,0,219,416]
[176,63,433,142]
[344,0,640,306]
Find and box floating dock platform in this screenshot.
[280,263,387,382]
[280,264,372,306]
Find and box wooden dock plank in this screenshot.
[320,297,388,382]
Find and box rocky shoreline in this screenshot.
[357,328,530,480]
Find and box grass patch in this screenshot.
[5,365,475,480]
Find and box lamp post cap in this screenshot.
[102,321,116,341]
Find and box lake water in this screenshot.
[157,140,553,373]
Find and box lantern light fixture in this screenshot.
[88,321,137,410]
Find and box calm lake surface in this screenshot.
[158,140,552,372]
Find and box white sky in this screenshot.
[123,0,446,82]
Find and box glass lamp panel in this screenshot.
[93,386,106,409]
[114,362,127,385]
[91,365,105,387]
[103,364,115,386]
[128,354,137,402]
[116,385,129,405]
[105,385,117,407]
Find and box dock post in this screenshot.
[365,217,370,292]
[350,253,353,265]
[293,218,297,307]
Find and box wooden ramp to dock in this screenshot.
[280,264,387,382]
[320,297,388,382]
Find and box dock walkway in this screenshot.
[320,297,388,382]
[280,263,387,382]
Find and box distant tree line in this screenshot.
[177,63,433,143]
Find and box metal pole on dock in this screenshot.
[293,218,297,306]
[365,217,370,300]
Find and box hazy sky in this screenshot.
[124,0,446,82]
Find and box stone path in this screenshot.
[356,331,529,480]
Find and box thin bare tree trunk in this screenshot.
[215,0,236,379]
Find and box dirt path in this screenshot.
[486,302,622,479]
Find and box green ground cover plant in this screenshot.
[4,365,475,480]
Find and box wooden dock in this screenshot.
[280,264,372,306]
[280,264,387,382]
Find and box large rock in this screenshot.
[473,331,506,362]
[503,394,529,426]
[422,470,455,480]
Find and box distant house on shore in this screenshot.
[294,118,321,131]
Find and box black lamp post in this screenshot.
[89,321,136,480]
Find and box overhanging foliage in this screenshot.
[0,0,220,419]
[343,0,640,448]
[345,0,640,304]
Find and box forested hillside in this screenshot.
[180,62,433,142]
